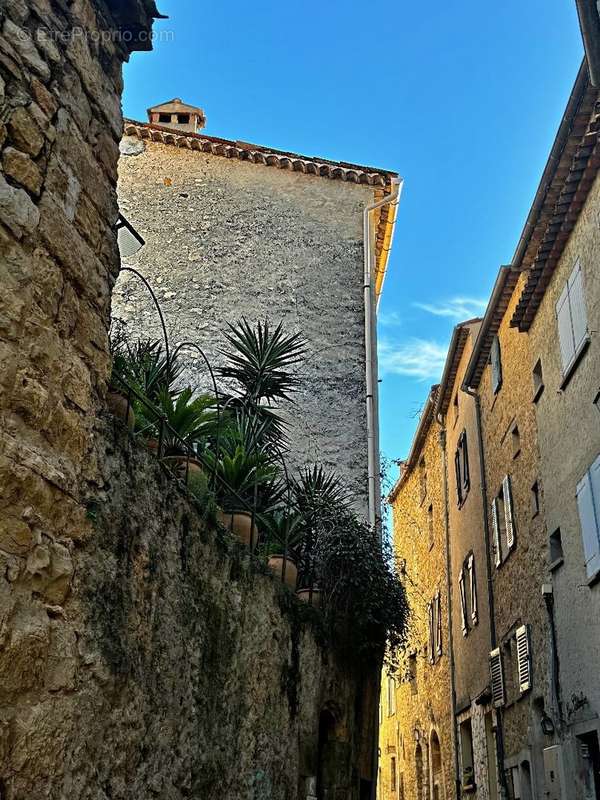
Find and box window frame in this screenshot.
[576,454,600,583]
[556,258,590,385]
[455,430,470,508]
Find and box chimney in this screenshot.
[147,98,206,133]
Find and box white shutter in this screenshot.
[458,570,468,636]
[428,601,435,663]
[436,591,443,656]
[556,281,575,370]
[576,469,600,579]
[503,475,516,550]
[516,625,532,693]
[492,498,502,566]
[468,554,478,625]
[489,648,505,707]
[568,261,588,352]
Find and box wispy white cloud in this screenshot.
[413,296,487,320]
[378,310,403,328]
[378,337,447,381]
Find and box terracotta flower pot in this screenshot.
[217,510,258,548]
[296,587,321,607]
[268,555,298,590]
[107,390,135,430]
[162,455,204,480]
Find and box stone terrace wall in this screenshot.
[0,420,373,799]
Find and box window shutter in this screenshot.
[455,450,462,506]
[468,554,478,625]
[556,281,575,370]
[436,591,443,656]
[515,625,532,693]
[576,469,600,579]
[491,336,502,393]
[489,648,505,707]
[503,475,516,550]
[428,601,435,664]
[568,261,588,353]
[492,498,502,566]
[458,570,468,636]
[462,432,470,491]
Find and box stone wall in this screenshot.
[378,406,454,800]
[1,419,375,798]
[115,138,378,510]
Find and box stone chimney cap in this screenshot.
[147,98,205,117]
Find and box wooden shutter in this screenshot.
[503,475,516,550]
[568,261,588,352]
[489,648,505,707]
[455,450,462,506]
[468,554,478,625]
[462,432,470,491]
[428,601,435,663]
[556,281,575,370]
[516,625,532,693]
[576,468,600,579]
[458,570,468,636]
[491,336,502,393]
[492,498,502,566]
[436,591,443,656]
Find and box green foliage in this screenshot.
[292,465,353,523]
[313,512,409,670]
[156,388,219,454]
[260,509,304,558]
[218,318,307,403]
[203,440,280,512]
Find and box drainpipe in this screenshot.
[363,177,403,532]
[462,385,508,798]
[437,420,461,800]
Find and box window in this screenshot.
[459,719,475,791]
[549,528,564,567]
[532,358,544,402]
[491,335,503,393]
[531,481,540,517]
[459,554,478,636]
[177,113,190,124]
[387,674,396,716]
[158,113,171,123]
[398,772,405,800]
[515,625,532,693]
[455,430,470,506]
[511,424,521,459]
[390,757,397,792]
[419,457,427,503]
[491,475,516,566]
[428,504,434,549]
[408,652,418,695]
[453,392,459,425]
[556,259,589,377]
[576,453,600,580]
[428,591,443,662]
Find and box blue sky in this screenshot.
[123,0,583,474]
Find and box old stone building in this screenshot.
[0,3,387,798]
[436,319,500,800]
[379,387,454,800]
[114,105,400,521]
[510,60,600,799]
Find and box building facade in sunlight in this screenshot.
[379,58,600,800]
[378,387,454,800]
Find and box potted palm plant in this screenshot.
[263,509,304,589]
[157,387,219,477]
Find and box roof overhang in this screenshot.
[510,61,600,331]
[434,319,481,417]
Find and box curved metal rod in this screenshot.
[118,266,170,368]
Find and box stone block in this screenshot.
[0,516,33,556]
[6,106,45,157]
[31,76,58,119]
[0,173,40,238]
[2,147,44,195]
[3,18,51,81]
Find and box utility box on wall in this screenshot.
[543,745,566,800]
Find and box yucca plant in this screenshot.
[292,465,352,524]
[156,388,219,456]
[218,318,307,403]
[261,509,305,559]
[204,442,280,512]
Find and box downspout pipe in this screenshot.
[462,384,507,798]
[363,176,403,532]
